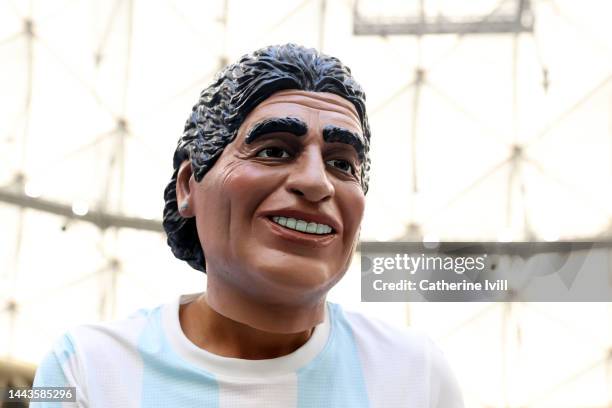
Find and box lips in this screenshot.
[260,209,341,233]
[259,209,340,247]
[270,216,333,234]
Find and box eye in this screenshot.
[256,147,290,158]
[327,159,355,175]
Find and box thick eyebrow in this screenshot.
[323,125,365,162]
[245,117,308,144]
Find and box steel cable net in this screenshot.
[0,0,611,406]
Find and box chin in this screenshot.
[245,251,345,302]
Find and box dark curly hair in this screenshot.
[163,43,371,273]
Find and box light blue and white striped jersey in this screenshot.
[33,292,463,407]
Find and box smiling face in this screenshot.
[179,90,366,308]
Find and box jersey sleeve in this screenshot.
[427,338,464,408]
[31,333,88,408]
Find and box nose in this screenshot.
[285,146,335,203]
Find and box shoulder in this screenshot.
[35,303,165,381]
[33,303,170,407]
[331,303,431,357]
[329,304,464,408]
[66,304,162,355]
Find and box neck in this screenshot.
[208,276,327,333]
[179,283,326,360]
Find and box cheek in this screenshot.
[224,162,272,189]
[195,160,287,241]
[191,176,230,248]
[215,161,289,246]
[337,185,365,243]
[221,162,285,209]
[334,185,364,275]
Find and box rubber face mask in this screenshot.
[180,90,366,333]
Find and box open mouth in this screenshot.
[268,216,334,235]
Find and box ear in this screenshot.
[176,160,195,218]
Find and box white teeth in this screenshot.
[286,218,296,229]
[295,220,307,232]
[270,216,333,235]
